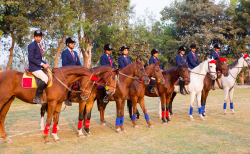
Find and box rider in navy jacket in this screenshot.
[61,38,81,67]
[175,46,188,95]
[187,44,200,69]
[100,44,116,67]
[210,44,221,90]
[149,54,163,70]
[118,46,131,69]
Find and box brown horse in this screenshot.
[128,61,164,128]
[0,66,96,143]
[168,58,229,117]
[94,59,150,133]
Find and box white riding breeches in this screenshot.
[32,70,48,84]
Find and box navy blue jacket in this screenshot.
[187,52,200,69]
[149,56,163,70]
[210,50,221,60]
[175,54,187,67]
[118,55,131,69]
[61,49,81,66]
[100,53,116,67]
[28,41,46,72]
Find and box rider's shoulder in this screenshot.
[28,41,37,48]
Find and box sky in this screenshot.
[0,0,230,66]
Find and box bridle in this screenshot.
[169,65,190,81]
[152,65,165,84]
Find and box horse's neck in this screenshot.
[60,67,91,85]
[191,61,207,82]
[119,64,135,86]
[229,58,244,77]
[145,66,152,77]
[164,67,179,83]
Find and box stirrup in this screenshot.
[64,99,72,106]
[33,97,45,104]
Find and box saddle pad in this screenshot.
[22,71,52,88]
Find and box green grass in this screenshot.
[0,89,250,154]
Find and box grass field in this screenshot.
[0,89,250,154]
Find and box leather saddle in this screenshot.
[24,68,52,86]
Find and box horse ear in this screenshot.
[241,53,244,57]
[114,68,121,73]
[154,61,160,66]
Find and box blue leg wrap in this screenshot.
[115,117,120,126]
[189,108,193,115]
[144,114,149,121]
[230,103,233,109]
[223,103,227,110]
[120,117,124,125]
[132,114,137,122]
[201,106,205,111]
[198,108,202,115]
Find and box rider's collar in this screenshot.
[68,47,73,52]
[180,53,184,56]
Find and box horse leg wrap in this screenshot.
[132,114,136,122]
[198,108,202,115]
[116,117,121,126]
[223,103,227,110]
[201,106,205,112]
[230,103,233,109]
[162,111,165,118]
[165,111,169,118]
[120,117,124,125]
[189,108,193,115]
[78,121,83,130]
[52,124,58,134]
[144,114,149,122]
[44,125,50,135]
[85,119,90,128]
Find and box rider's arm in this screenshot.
[187,53,198,67]
[75,54,82,66]
[28,43,46,67]
[118,57,125,69]
[61,51,68,66]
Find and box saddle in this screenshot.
[22,68,52,88]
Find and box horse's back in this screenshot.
[0,70,22,86]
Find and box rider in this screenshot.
[118,46,131,69]
[61,37,82,106]
[210,44,221,90]
[187,44,200,69]
[28,30,50,104]
[100,44,116,103]
[175,46,187,95]
[148,49,163,93]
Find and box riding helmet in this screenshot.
[104,44,113,51]
[179,46,186,51]
[120,46,129,51]
[34,30,42,37]
[190,44,196,49]
[66,37,75,45]
[214,44,220,49]
[151,49,158,56]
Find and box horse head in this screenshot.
[145,61,164,84]
[216,57,229,77]
[178,63,190,84]
[207,57,217,80]
[134,59,150,85]
[241,53,250,69]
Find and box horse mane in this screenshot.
[162,67,178,75]
[227,59,239,70]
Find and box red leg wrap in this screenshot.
[85,119,90,128]
[162,111,165,118]
[44,125,50,134]
[166,111,169,117]
[78,121,83,130]
[52,124,57,134]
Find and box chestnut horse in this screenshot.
[127,61,164,128]
[168,58,229,117]
[94,59,150,133]
[0,66,96,143]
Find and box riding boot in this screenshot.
[211,80,215,90]
[64,92,72,106]
[179,80,186,95]
[33,81,47,104]
[103,88,109,103]
[149,79,155,94]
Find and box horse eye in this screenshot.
[156,70,159,72]
[210,66,212,68]
[112,77,115,80]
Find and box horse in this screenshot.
[168,58,229,118]
[169,58,217,121]
[122,63,190,125]
[39,66,119,134]
[213,54,250,115]
[94,59,150,133]
[0,66,97,143]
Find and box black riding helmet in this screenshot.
[104,44,113,51]
[178,46,186,52]
[34,30,42,37]
[66,37,75,46]
[151,49,158,56]
[214,44,220,49]
[190,44,196,49]
[120,46,129,52]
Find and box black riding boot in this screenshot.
[103,88,108,103]
[149,79,155,94]
[65,91,72,106]
[179,79,186,95]
[211,80,215,90]
[33,81,47,104]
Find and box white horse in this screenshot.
[215,54,250,115]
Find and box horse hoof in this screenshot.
[149,125,154,128]
[45,141,52,145]
[6,138,12,143]
[121,129,126,133]
[117,130,122,133]
[101,122,106,126]
[162,122,168,124]
[200,118,205,121]
[190,118,194,121]
[55,139,61,143]
[224,113,229,115]
[86,133,92,137]
[133,125,139,128]
[78,134,85,138]
[167,121,172,123]
[232,112,236,115]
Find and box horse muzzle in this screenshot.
[106,90,115,96]
[210,74,217,80]
[80,94,89,101]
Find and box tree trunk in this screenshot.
[54,33,66,68]
[6,31,14,70]
[82,39,92,68]
[240,72,244,85]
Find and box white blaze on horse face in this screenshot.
[210,63,217,80]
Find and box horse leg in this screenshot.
[0,96,15,143]
[98,99,107,125]
[158,97,161,119]
[161,94,167,124]
[115,99,122,133]
[138,97,153,128]
[43,101,57,144]
[78,101,86,138]
[223,88,229,115]
[201,89,209,118]
[119,99,126,133]
[197,92,205,120]
[165,94,172,123]
[51,102,63,143]
[229,88,236,115]
[40,103,47,131]
[83,101,95,137]
[189,92,196,121]
[127,99,133,120]
[130,96,139,128]
[169,92,176,116]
